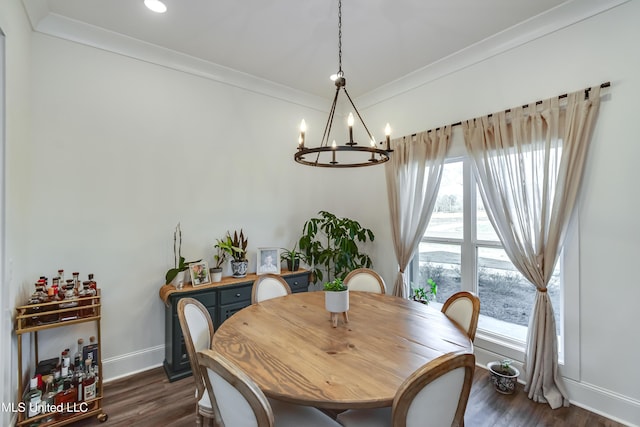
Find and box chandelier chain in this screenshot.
[337,0,342,74]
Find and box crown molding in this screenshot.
[22,4,328,112]
[21,0,629,112]
[356,0,630,109]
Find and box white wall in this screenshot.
[0,0,34,425]
[363,2,640,425]
[24,31,389,379]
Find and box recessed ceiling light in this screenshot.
[144,0,167,13]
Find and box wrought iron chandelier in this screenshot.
[294,0,392,168]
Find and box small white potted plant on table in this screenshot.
[324,278,349,328]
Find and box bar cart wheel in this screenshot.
[98,413,108,422]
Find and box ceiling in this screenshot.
[21,0,617,99]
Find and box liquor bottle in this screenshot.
[88,273,97,290]
[83,359,97,401]
[41,376,57,423]
[83,336,98,367]
[61,349,70,369]
[73,365,84,402]
[60,365,71,383]
[47,282,56,300]
[89,336,100,393]
[22,377,42,419]
[42,376,56,407]
[74,338,84,369]
[72,272,80,291]
[53,369,63,393]
[54,380,76,420]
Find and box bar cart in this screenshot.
[14,290,107,425]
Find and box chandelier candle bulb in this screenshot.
[385,123,392,151]
[299,119,306,149]
[370,138,377,161]
[347,113,354,144]
[331,140,337,164]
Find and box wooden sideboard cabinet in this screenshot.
[159,269,309,381]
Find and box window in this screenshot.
[413,158,561,346]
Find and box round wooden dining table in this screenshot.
[212,291,473,410]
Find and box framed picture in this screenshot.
[257,248,280,275]
[189,261,210,286]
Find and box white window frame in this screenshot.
[412,140,580,380]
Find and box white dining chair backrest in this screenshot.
[401,365,465,426]
[198,349,343,427]
[395,352,475,427]
[343,268,386,294]
[177,298,216,425]
[198,348,273,427]
[337,352,475,427]
[184,304,211,353]
[251,274,292,304]
[441,291,481,341]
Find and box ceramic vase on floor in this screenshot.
[487,361,520,394]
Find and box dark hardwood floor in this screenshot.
[73,366,625,427]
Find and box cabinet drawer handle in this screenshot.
[235,293,241,298]
[293,281,298,285]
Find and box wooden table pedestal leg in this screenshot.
[331,311,349,328]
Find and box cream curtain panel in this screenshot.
[462,86,601,408]
[385,127,451,297]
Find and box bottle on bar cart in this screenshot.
[22,377,42,419]
[83,359,97,401]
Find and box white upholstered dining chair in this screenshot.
[177,298,216,426]
[441,291,481,341]
[251,274,292,304]
[343,268,386,294]
[198,348,342,427]
[337,352,476,427]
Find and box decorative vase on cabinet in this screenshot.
[230,260,248,278]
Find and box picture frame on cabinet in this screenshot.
[189,261,210,286]
[257,248,280,275]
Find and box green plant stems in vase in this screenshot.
[411,278,437,304]
[280,243,304,272]
[165,223,201,285]
[299,211,374,284]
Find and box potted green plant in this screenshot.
[210,241,230,283]
[411,278,437,305]
[299,211,374,284]
[487,359,520,394]
[280,243,304,272]
[323,278,349,326]
[227,229,248,278]
[165,223,201,286]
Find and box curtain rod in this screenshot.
[407,82,610,136]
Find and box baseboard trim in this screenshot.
[563,378,639,427]
[102,345,164,383]
[474,346,639,427]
